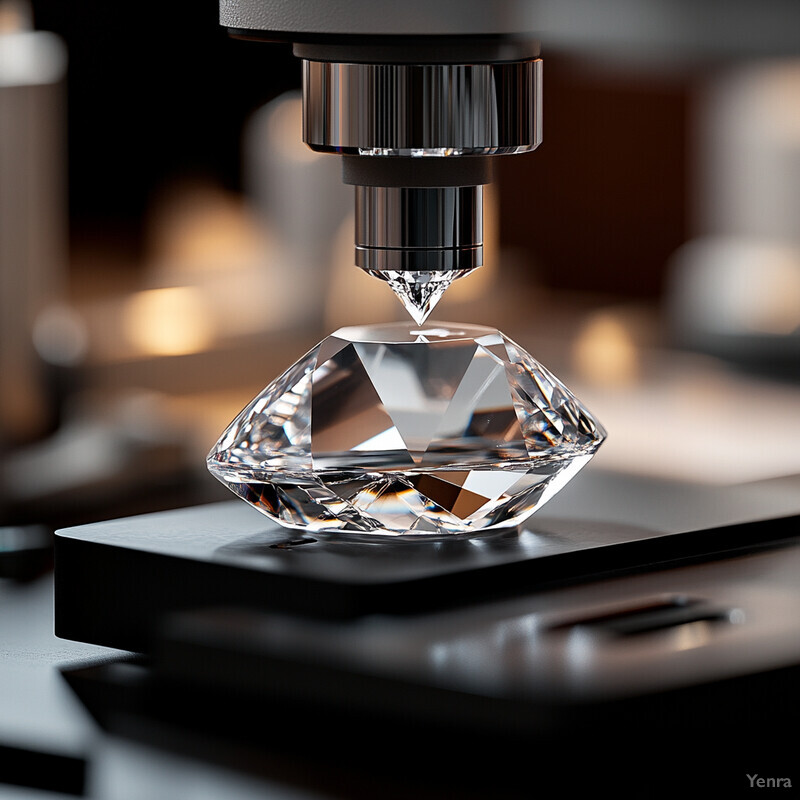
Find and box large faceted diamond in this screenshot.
[207,322,606,537]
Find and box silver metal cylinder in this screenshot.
[298,55,541,277]
[355,185,482,271]
[303,59,542,156]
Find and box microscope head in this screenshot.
[221,1,542,321]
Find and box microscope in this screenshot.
[52,3,800,793]
[202,1,610,540]
[221,0,542,324]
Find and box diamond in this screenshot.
[208,322,606,538]
[364,269,476,325]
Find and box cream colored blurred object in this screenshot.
[667,61,800,356]
[244,91,351,331]
[141,182,286,342]
[696,61,800,243]
[670,238,800,341]
[0,2,67,443]
[573,347,800,485]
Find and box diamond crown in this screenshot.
[208,322,605,537]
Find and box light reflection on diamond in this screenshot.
[208,322,606,538]
[365,270,476,325]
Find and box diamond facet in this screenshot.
[208,322,606,538]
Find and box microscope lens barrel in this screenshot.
[354,185,482,272]
[221,4,542,282]
[303,57,541,273]
[302,60,542,158]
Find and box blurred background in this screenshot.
[3,0,800,543]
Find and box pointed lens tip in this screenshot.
[381,271,454,327]
[409,308,430,325]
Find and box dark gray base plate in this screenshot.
[54,470,800,653]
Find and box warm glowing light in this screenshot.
[266,94,320,164]
[760,63,800,142]
[123,287,214,357]
[146,183,267,272]
[0,0,31,33]
[572,310,639,387]
[740,256,800,334]
[672,620,714,651]
[324,213,398,328]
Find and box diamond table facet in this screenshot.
[208,322,606,537]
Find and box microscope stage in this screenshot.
[54,471,800,654]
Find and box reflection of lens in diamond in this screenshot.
[208,322,606,537]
